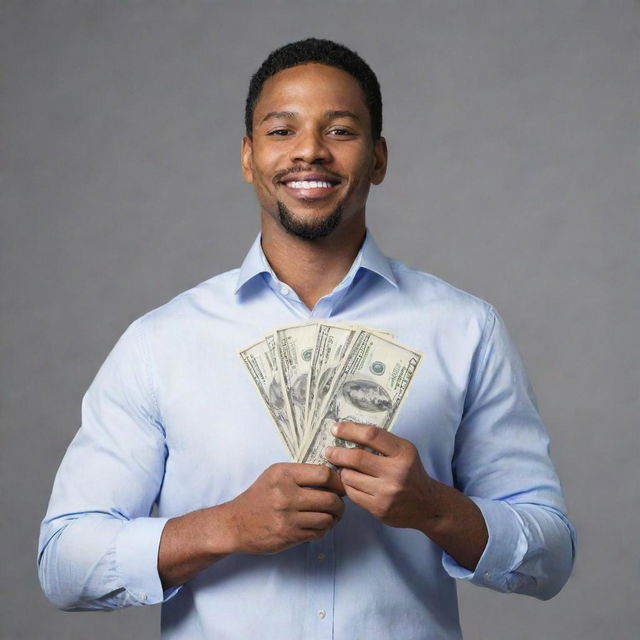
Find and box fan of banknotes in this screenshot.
[239,323,422,465]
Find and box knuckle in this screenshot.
[268,463,286,482]
[319,465,332,484]
[394,464,409,484]
[371,502,386,519]
[403,441,418,460]
[300,530,316,542]
[272,496,288,512]
[340,468,354,485]
[318,492,333,509]
[318,513,334,528]
[387,480,402,497]
[329,494,344,513]
[271,485,292,511]
[364,425,379,441]
[353,448,367,466]
[380,496,394,517]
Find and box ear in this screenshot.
[241,136,254,183]
[370,136,388,185]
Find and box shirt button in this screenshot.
[139,592,148,601]
[318,609,326,619]
[483,572,491,579]
[280,285,290,295]
[316,553,326,561]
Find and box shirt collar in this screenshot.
[234,230,398,294]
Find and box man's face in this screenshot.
[242,63,387,240]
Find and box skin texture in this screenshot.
[158,63,488,590]
[325,422,488,570]
[159,464,345,588]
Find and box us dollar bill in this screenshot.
[305,324,394,434]
[275,323,318,450]
[305,323,357,436]
[297,330,422,465]
[239,336,296,458]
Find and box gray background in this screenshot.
[1,1,638,638]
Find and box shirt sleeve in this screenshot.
[442,308,576,600]
[38,317,179,610]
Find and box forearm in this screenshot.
[158,504,235,589]
[324,423,488,570]
[159,463,346,588]
[415,479,488,571]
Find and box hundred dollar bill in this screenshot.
[297,330,422,465]
[304,323,357,436]
[305,324,394,434]
[239,336,296,458]
[275,323,318,450]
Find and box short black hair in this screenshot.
[245,38,382,140]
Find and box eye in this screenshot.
[328,127,356,137]
[267,128,293,136]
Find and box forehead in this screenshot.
[253,63,369,123]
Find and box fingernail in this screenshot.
[331,423,339,435]
[325,446,335,457]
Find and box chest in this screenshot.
[154,306,473,513]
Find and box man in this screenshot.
[39,39,575,638]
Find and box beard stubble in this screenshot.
[277,201,344,240]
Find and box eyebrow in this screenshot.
[326,110,360,121]
[260,110,361,124]
[261,111,296,123]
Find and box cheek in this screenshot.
[350,154,375,183]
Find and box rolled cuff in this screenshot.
[442,496,527,592]
[115,516,178,605]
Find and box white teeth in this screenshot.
[286,180,333,189]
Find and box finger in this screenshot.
[296,511,339,531]
[332,422,402,456]
[324,444,385,477]
[339,468,378,497]
[343,484,378,513]
[295,488,345,517]
[289,463,345,494]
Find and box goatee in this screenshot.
[277,201,343,240]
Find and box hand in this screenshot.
[226,463,345,555]
[324,422,439,531]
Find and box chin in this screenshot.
[277,201,344,240]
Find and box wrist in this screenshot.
[158,505,236,589]
[414,478,456,535]
[413,480,488,570]
[202,502,241,557]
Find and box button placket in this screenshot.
[305,533,335,638]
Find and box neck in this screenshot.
[260,213,366,310]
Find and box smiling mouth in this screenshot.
[283,180,336,189]
[278,176,342,200]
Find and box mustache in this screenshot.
[272,165,344,184]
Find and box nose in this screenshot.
[290,128,331,165]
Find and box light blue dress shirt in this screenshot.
[39,232,575,639]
